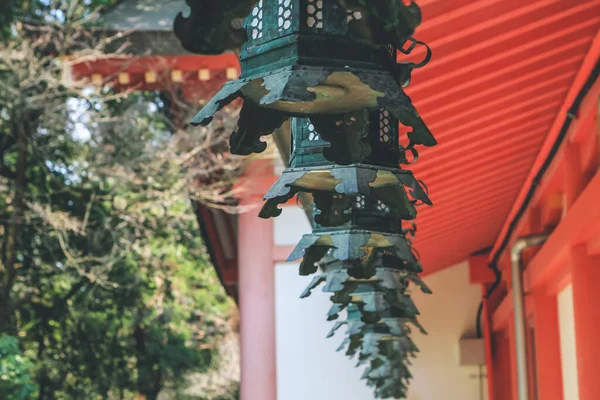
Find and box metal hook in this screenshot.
[397,37,432,87]
[399,145,419,165]
[398,37,432,69]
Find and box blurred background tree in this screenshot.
[0,335,38,399]
[0,1,243,399]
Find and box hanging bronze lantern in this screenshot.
[176,1,436,398]
[179,0,435,157]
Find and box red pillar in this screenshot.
[532,290,564,400]
[570,246,600,400]
[492,329,513,400]
[482,297,495,400]
[563,143,585,209]
[508,318,519,400]
[238,198,277,400]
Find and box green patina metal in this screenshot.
[290,109,401,168]
[176,0,424,58]
[239,0,393,76]
[182,0,435,159]
[258,113,430,228]
[177,1,437,398]
[296,233,431,397]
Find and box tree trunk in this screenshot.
[134,321,164,400]
[1,119,28,333]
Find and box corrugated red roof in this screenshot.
[405,0,600,274]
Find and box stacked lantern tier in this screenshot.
[179,1,436,398]
[280,111,434,398]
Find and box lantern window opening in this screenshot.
[376,200,390,213]
[307,0,324,29]
[379,109,392,144]
[251,0,264,40]
[346,10,363,23]
[355,194,366,209]
[307,122,320,141]
[278,0,293,31]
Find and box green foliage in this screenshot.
[0,335,38,400]
[216,384,240,400]
[0,0,16,37]
[0,1,241,399]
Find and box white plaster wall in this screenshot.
[275,262,379,400]
[275,252,488,400]
[558,284,579,400]
[406,262,487,400]
[273,206,312,246]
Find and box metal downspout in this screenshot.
[510,234,548,400]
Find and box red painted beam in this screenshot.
[563,143,586,208]
[525,172,600,291]
[578,111,600,173]
[491,329,514,400]
[416,202,515,242]
[416,210,510,244]
[492,291,535,332]
[469,253,495,284]
[417,166,533,213]
[422,77,572,132]
[421,101,561,146]
[426,89,566,134]
[570,80,600,144]
[482,293,496,400]
[413,127,547,185]
[415,56,581,114]
[539,192,564,230]
[417,141,541,187]
[71,54,239,77]
[507,318,519,400]
[570,248,600,400]
[411,43,586,115]
[542,265,572,299]
[490,28,600,260]
[411,29,595,99]
[416,211,508,242]
[532,290,564,400]
[419,175,527,216]
[588,235,600,255]
[419,0,596,57]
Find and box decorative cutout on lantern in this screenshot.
[306,0,324,28]
[250,0,264,39]
[177,1,436,398]
[307,123,320,141]
[278,0,294,31]
[380,109,392,144]
[347,9,362,23]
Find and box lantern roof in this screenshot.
[101,0,187,32]
[100,0,191,55]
